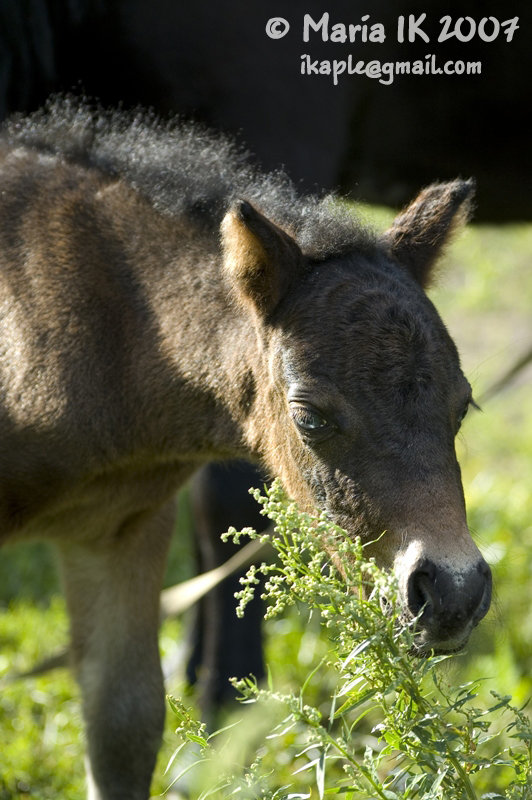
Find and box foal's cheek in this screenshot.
[281,450,320,514]
[265,421,325,513]
[291,462,374,540]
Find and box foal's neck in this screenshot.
[112,192,262,464]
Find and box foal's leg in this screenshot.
[57,501,176,800]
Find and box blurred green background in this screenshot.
[0,209,530,798]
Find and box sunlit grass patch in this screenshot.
[0,599,84,799]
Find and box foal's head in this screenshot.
[222,180,491,652]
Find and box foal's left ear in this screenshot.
[221,200,303,316]
[383,179,475,288]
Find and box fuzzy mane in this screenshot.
[2,96,375,261]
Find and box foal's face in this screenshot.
[276,256,470,530]
[270,258,490,652]
[222,181,491,652]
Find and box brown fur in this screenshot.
[0,105,491,799]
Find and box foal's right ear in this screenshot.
[221,200,303,316]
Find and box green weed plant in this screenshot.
[168,481,531,800]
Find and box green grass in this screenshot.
[0,214,531,797]
[0,600,83,798]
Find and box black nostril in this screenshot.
[407,560,437,622]
[479,559,490,577]
[474,559,492,623]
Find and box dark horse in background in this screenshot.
[1,0,530,217]
[0,99,491,799]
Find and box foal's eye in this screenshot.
[290,404,329,433]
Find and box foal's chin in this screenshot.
[409,623,473,656]
[392,602,476,656]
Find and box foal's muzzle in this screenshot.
[406,557,492,652]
